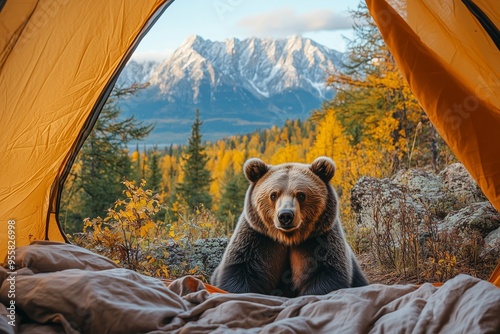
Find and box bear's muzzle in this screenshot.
[278,209,295,228]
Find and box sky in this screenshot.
[132,0,362,62]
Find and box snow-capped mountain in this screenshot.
[117,35,344,145]
[117,60,157,87]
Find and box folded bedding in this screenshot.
[1,241,500,333]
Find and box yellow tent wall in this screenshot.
[366,0,500,213]
[0,0,171,259]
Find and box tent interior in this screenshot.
[1,0,500,332]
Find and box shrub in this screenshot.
[364,187,494,283]
[78,179,171,277]
[73,179,229,280]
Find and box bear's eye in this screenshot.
[296,192,306,201]
[270,192,278,201]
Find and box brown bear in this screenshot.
[211,157,368,297]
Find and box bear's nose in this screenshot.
[278,210,294,226]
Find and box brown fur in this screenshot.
[211,157,368,296]
[249,165,328,245]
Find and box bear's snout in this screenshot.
[278,209,294,228]
[274,195,299,231]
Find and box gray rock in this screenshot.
[439,201,500,237]
[351,163,500,263]
[438,163,485,203]
[482,227,500,258]
[157,238,228,277]
[392,168,443,204]
[191,238,228,275]
[351,176,426,229]
[162,241,185,266]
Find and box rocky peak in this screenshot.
[119,35,342,101]
[115,36,344,145]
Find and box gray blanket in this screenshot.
[1,241,500,333]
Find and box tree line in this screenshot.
[60,3,456,235]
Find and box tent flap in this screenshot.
[366,0,500,214]
[0,0,171,260]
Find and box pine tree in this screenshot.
[176,109,213,211]
[148,147,162,193]
[217,168,247,230]
[61,85,153,232]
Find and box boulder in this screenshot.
[351,176,426,228]
[439,201,500,237]
[159,238,228,277]
[482,227,500,258]
[350,163,500,260]
[191,238,228,275]
[162,240,185,267]
[438,163,485,204]
[393,168,443,205]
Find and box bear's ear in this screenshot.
[244,158,269,183]
[310,157,336,182]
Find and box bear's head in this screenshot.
[243,157,338,246]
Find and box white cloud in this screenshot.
[237,8,353,36]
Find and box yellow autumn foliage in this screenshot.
[83,179,168,276]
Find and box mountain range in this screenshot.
[116,35,344,146]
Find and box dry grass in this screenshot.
[354,187,499,285]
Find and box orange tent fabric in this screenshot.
[365,0,500,213]
[0,0,171,259]
[489,262,500,288]
[162,277,229,294]
[366,0,500,288]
